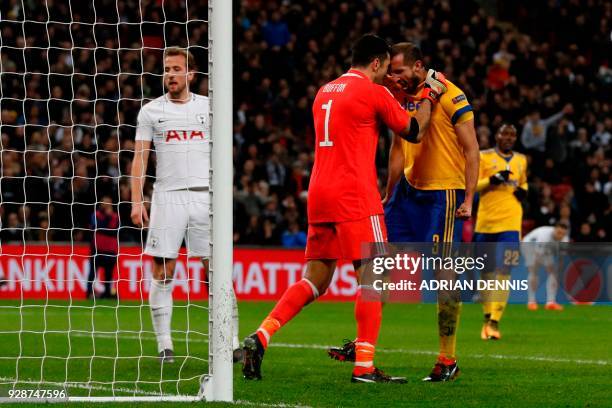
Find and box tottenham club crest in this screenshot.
[196,114,208,125]
[149,235,159,248]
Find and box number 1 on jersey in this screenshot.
[320,99,334,147]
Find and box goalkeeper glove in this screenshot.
[489,170,512,185]
[513,187,527,201]
[419,69,447,103]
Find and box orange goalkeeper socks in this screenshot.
[352,286,382,375]
[354,287,382,345]
[256,279,318,349]
[353,342,376,376]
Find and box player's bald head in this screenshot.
[350,34,390,68]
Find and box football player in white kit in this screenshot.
[130,47,240,364]
[521,222,569,311]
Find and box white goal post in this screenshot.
[0,0,233,403]
[204,0,234,402]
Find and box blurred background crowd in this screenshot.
[1,0,610,247]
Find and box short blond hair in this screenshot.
[163,47,197,71]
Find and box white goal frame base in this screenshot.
[67,396,201,403]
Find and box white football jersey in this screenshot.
[522,226,569,256]
[135,93,210,192]
[522,226,569,243]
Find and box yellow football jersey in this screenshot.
[475,149,528,234]
[401,80,474,190]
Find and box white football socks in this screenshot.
[149,279,174,353]
[546,274,558,304]
[528,271,538,303]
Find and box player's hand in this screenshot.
[489,170,512,185]
[383,74,406,103]
[419,69,447,103]
[131,202,149,227]
[455,202,472,220]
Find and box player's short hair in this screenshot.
[350,34,391,68]
[390,42,423,65]
[498,123,517,134]
[555,221,569,230]
[163,47,197,71]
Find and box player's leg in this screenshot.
[328,179,417,364]
[257,259,333,347]
[424,189,462,382]
[145,190,185,363]
[150,257,177,362]
[544,259,563,310]
[242,259,334,380]
[242,223,338,380]
[98,253,117,298]
[486,232,520,339]
[340,215,406,383]
[526,250,540,310]
[473,232,493,338]
[86,250,98,299]
[328,180,425,364]
[186,189,242,360]
[199,257,242,362]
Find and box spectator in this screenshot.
[1,0,610,245]
[575,222,594,242]
[281,221,307,248]
[262,11,291,48]
[1,212,23,243]
[86,196,119,300]
[592,122,611,148]
[521,104,573,153]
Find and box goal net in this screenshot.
[0,0,233,402]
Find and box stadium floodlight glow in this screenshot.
[0,0,232,403]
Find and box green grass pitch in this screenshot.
[0,299,610,407]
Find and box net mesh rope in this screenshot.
[0,0,210,398]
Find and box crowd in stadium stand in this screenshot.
[0,0,610,247]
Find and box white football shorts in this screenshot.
[145,189,211,259]
[521,244,554,269]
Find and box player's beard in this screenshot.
[499,141,514,154]
[399,75,420,95]
[166,80,189,102]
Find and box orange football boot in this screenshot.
[545,302,564,311]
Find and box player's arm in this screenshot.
[383,134,405,206]
[439,86,477,218]
[455,119,479,219]
[130,140,151,227]
[476,152,489,192]
[513,155,529,201]
[397,99,433,143]
[131,108,153,227]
